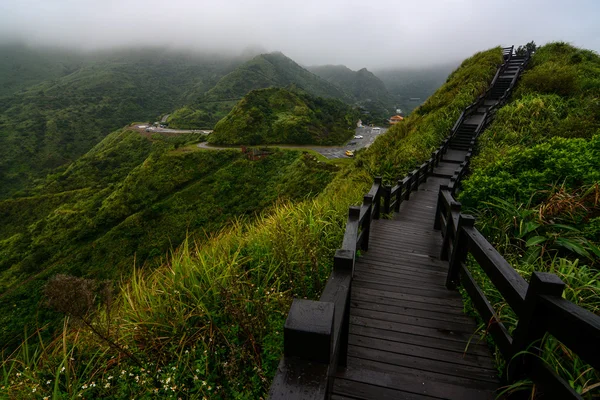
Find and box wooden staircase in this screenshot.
[449,47,528,152]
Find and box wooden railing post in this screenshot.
[382,185,391,214]
[508,272,565,382]
[395,179,403,212]
[440,200,462,261]
[284,299,334,364]
[434,185,448,230]
[405,172,414,200]
[361,195,373,251]
[373,177,382,220]
[333,249,354,367]
[446,214,475,289]
[448,175,457,196]
[413,167,420,191]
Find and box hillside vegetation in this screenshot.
[0,47,503,399]
[458,42,600,396]
[308,64,394,119]
[0,129,340,352]
[0,45,243,198]
[168,52,351,129]
[208,87,360,145]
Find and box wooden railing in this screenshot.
[268,138,453,399]
[434,186,600,398]
[269,44,548,399]
[434,120,599,399]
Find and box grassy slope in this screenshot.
[0,47,502,399]
[458,43,600,396]
[0,129,340,352]
[0,47,241,198]
[167,52,352,129]
[208,87,360,145]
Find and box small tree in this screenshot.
[517,41,537,56]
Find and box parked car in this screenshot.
[348,141,357,145]
[354,135,364,139]
[345,150,354,157]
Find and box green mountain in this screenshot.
[208,87,359,145]
[6,43,598,400]
[0,127,340,350]
[0,44,85,98]
[1,46,505,399]
[373,63,457,114]
[0,45,243,198]
[308,64,394,115]
[167,52,352,129]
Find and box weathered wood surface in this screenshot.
[331,174,500,400]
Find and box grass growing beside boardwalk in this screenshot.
[459,43,600,398]
[1,47,505,399]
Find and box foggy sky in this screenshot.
[1,0,599,69]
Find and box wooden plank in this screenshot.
[353,269,445,288]
[351,308,477,335]
[363,244,441,260]
[330,395,360,400]
[351,286,464,312]
[345,357,498,391]
[350,298,476,326]
[352,281,461,302]
[351,287,467,315]
[335,366,496,400]
[357,254,448,271]
[358,253,447,270]
[367,234,443,248]
[333,378,437,400]
[348,346,499,383]
[353,275,458,299]
[353,265,446,283]
[349,334,496,370]
[349,325,491,357]
[350,315,478,345]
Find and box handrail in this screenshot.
[270,44,550,399]
[432,45,597,400]
[269,146,446,398]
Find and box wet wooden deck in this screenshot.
[331,155,501,399]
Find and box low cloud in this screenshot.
[1,0,599,69]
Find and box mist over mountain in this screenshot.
[167,52,353,129]
[374,63,459,113]
[308,64,393,111]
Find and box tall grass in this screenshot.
[1,46,506,398]
[460,42,600,398]
[1,168,371,398]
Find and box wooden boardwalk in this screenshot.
[331,156,501,399]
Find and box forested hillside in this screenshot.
[0,127,340,352]
[308,64,394,119]
[0,45,243,198]
[167,52,352,129]
[208,87,359,145]
[1,47,504,399]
